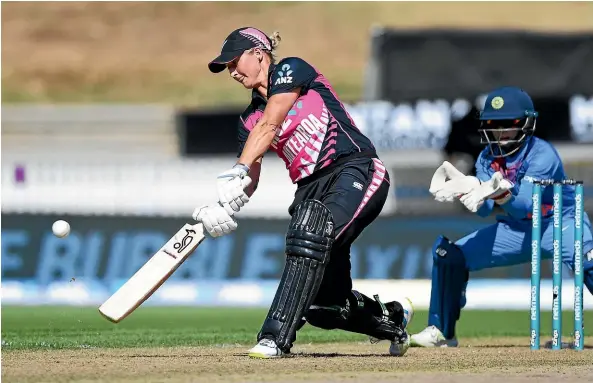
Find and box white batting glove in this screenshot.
[429,161,480,202]
[192,203,238,238]
[216,164,252,215]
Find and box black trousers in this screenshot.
[288,156,390,308]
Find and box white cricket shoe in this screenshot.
[410,325,459,348]
[388,297,414,356]
[400,297,415,329]
[247,338,286,358]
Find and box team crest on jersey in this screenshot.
[275,64,293,85]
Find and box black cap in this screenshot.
[208,27,273,74]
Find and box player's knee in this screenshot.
[432,235,466,267]
[286,199,335,263]
[259,200,336,350]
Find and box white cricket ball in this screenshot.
[52,220,71,238]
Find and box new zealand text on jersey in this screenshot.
[271,111,329,164]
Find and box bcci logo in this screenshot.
[491,96,504,110]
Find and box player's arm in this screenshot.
[245,158,262,197]
[237,57,315,168]
[237,122,262,197]
[217,57,312,215]
[213,90,299,217]
[473,155,495,217]
[238,89,300,168]
[498,154,559,220]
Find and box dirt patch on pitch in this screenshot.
[3,340,593,383]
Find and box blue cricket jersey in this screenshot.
[473,137,574,222]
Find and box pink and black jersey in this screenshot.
[238,57,376,183]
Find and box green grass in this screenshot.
[1,306,591,350]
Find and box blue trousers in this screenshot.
[457,214,593,273]
[428,212,593,339]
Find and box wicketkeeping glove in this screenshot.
[429,161,480,202]
[459,172,513,213]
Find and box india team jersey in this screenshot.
[237,57,375,183]
[474,136,575,221]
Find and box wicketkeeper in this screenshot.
[413,86,593,347]
[192,27,413,358]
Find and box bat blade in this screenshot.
[98,223,205,323]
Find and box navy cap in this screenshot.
[208,27,273,74]
[480,86,538,120]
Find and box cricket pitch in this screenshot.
[3,341,593,383]
[2,307,592,382]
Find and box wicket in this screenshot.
[530,179,584,351]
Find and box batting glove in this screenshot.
[216,164,252,215]
[192,203,238,238]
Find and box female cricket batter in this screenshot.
[191,27,413,358]
[413,86,593,347]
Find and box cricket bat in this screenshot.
[98,223,206,323]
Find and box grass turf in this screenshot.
[2,306,591,350]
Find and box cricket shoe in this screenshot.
[247,338,287,358]
[410,325,458,348]
[389,330,411,356]
[368,296,414,356]
[400,297,415,329]
[389,297,414,356]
